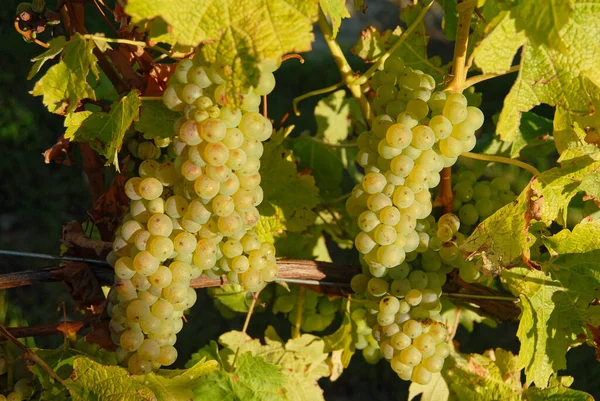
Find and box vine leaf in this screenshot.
[62,356,217,401]
[256,140,320,243]
[553,107,600,159]
[28,36,67,80]
[322,313,354,380]
[510,0,574,51]
[472,12,526,75]
[64,91,141,169]
[314,90,363,144]
[31,33,99,115]
[351,5,444,82]
[190,328,330,401]
[407,373,449,401]
[461,157,600,270]
[125,0,318,106]
[501,268,600,389]
[193,353,286,401]
[135,100,180,139]
[319,0,350,38]
[471,2,600,142]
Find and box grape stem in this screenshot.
[139,96,163,101]
[292,82,344,116]
[445,2,474,93]
[230,290,261,372]
[317,9,372,124]
[460,152,540,176]
[82,34,171,56]
[14,18,49,48]
[463,65,520,89]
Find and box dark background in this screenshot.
[0,1,599,399]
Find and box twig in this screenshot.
[293,287,305,338]
[263,95,268,118]
[14,19,49,48]
[0,324,65,385]
[317,9,372,124]
[445,1,474,93]
[463,65,520,89]
[0,322,87,341]
[460,152,540,176]
[0,250,111,266]
[449,307,461,340]
[442,293,519,302]
[281,54,305,63]
[292,82,344,116]
[437,167,454,213]
[230,290,260,371]
[91,0,119,36]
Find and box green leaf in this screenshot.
[292,136,344,199]
[543,218,600,256]
[257,142,320,241]
[31,33,98,115]
[351,19,445,82]
[136,358,220,400]
[472,12,525,74]
[552,107,600,159]
[523,385,594,401]
[314,90,364,144]
[494,2,600,141]
[319,0,350,39]
[439,0,457,41]
[126,0,318,106]
[441,350,522,401]
[322,312,354,381]
[408,373,449,401]
[208,284,252,313]
[501,268,600,388]
[28,36,67,80]
[193,353,286,401]
[510,112,553,158]
[64,91,141,169]
[135,100,180,139]
[194,329,330,401]
[461,157,600,270]
[65,357,157,401]
[510,0,574,50]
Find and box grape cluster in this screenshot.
[346,55,485,384]
[108,56,279,374]
[272,285,341,332]
[452,171,517,231]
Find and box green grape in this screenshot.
[411,364,432,385]
[390,330,412,350]
[428,323,448,343]
[405,289,423,306]
[406,99,429,120]
[120,328,144,352]
[350,274,369,294]
[388,263,411,280]
[379,295,401,315]
[439,136,463,158]
[459,263,481,283]
[373,224,397,246]
[435,342,451,359]
[390,154,415,178]
[438,213,460,233]
[413,333,436,357]
[6,393,22,401]
[362,172,387,194]
[147,214,173,237]
[422,355,444,373]
[377,245,405,267]
[408,270,428,289]
[410,125,435,150]
[458,203,479,225]
[367,277,389,297]
[133,251,160,276]
[475,198,494,218]
[399,345,422,367]
[454,180,473,202]
[148,236,174,261]
[473,181,491,200]
[362,346,382,364]
[386,123,413,149]
[436,224,453,242]
[367,193,392,212]
[392,186,414,209]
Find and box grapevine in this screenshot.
[3,0,600,400]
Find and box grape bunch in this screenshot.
[346,54,485,384]
[272,285,341,332]
[107,56,279,374]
